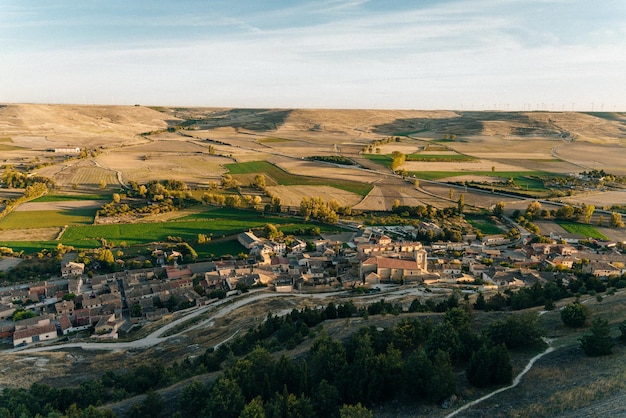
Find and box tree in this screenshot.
[466,343,513,387]
[204,377,245,418]
[611,212,624,227]
[254,174,266,189]
[112,193,121,203]
[583,204,595,224]
[414,179,420,189]
[240,397,265,418]
[457,194,465,214]
[492,202,505,218]
[561,303,589,328]
[339,403,372,418]
[178,381,209,417]
[449,188,454,200]
[580,318,614,356]
[525,201,542,220]
[98,179,107,189]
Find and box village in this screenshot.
[1,221,625,350]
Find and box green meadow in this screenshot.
[0,209,96,229]
[225,161,372,196]
[556,222,609,240]
[466,216,504,234]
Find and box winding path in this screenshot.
[444,341,555,418]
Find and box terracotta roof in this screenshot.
[13,323,56,340]
[363,256,421,269]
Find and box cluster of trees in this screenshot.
[299,197,340,224]
[1,167,55,189]
[0,295,544,417]
[390,151,406,171]
[305,156,355,165]
[201,192,263,209]
[361,136,401,153]
[98,180,199,217]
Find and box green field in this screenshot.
[466,217,504,234]
[362,154,393,167]
[0,209,96,229]
[55,208,330,248]
[32,193,110,202]
[556,221,609,240]
[224,161,373,196]
[406,153,476,162]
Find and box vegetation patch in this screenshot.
[224,161,372,196]
[406,153,476,162]
[556,221,610,240]
[0,137,13,142]
[32,193,111,202]
[305,155,355,165]
[0,209,96,229]
[362,154,393,167]
[466,216,504,234]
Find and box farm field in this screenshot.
[225,160,373,196]
[556,221,609,240]
[54,208,324,248]
[0,104,625,250]
[0,208,96,229]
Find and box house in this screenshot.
[54,300,75,318]
[238,231,261,249]
[583,261,621,277]
[13,318,58,347]
[0,303,15,320]
[62,262,85,277]
[360,254,428,282]
[54,147,81,153]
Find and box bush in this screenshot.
[580,318,614,356]
[561,303,589,328]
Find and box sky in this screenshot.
[1,0,625,110]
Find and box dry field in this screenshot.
[13,200,103,212]
[553,142,626,175]
[559,190,626,209]
[264,185,363,207]
[269,156,382,184]
[0,227,61,241]
[1,105,625,212]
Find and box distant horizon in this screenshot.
[3,101,624,113]
[2,1,625,111]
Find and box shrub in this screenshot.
[561,303,589,328]
[580,318,614,356]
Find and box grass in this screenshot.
[32,193,110,202]
[556,221,610,240]
[466,217,504,234]
[224,161,373,196]
[57,207,331,248]
[0,240,58,254]
[362,154,392,167]
[195,239,246,259]
[0,209,96,229]
[406,153,476,162]
[0,137,13,142]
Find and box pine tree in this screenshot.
[580,318,614,356]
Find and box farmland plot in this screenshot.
[265,185,362,207]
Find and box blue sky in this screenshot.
[1,0,625,110]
